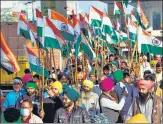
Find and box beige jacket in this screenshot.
[155,71,162,83]
[29,113,43,123]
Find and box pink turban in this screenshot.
[137,80,154,91]
[99,78,114,92]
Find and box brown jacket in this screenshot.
[133,94,162,123]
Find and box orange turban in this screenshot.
[137,80,154,91]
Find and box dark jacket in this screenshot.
[16,94,42,116]
[43,96,63,123]
[54,106,90,123]
[99,93,119,123]
[114,82,134,119]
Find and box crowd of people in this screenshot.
[0,53,162,123]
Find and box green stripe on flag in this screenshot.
[37,27,43,37]
[60,31,74,41]
[102,25,113,35]
[74,35,82,58]
[80,43,94,60]
[20,29,31,40]
[115,10,121,17]
[141,44,163,55]
[44,37,61,49]
[81,28,89,37]
[129,32,137,41]
[30,63,49,78]
[91,19,102,27]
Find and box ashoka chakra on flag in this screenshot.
[60,23,68,31]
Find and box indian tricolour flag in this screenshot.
[89,6,103,27]
[79,13,89,37]
[114,1,122,17]
[72,10,82,58]
[127,18,137,42]
[85,13,89,24]
[131,12,137,24]
[43,17,67,49]
[48,9,74,41]
[137,0,149,29]
[138,26,162,55]
[80,32,96,60]
[101,15,114,35]
[36,9,43,37]
[123,2,135,16]
[24,46,49,78]
[119,31,128,41]
[102,15,119,44]
[17,14,36,44]
[0,32,20,74]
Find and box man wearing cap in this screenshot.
[16,81,42,118]
[42,81,64,123]
[125,80,162,123]
[111,61,118,73]
[99,78,127,123]
[3,77,26,111]
[81,80,100,121]
[54,85,90,123]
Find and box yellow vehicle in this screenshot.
[0,56,29,84]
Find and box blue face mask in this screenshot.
[20,108,30,116]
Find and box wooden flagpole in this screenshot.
[52,49,58,80]
[121,0,131,64]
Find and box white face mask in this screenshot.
[20,108,30,116]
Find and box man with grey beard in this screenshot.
[125,80,162,123]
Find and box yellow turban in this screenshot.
[150,60,157,67]
[51,81,63,93]
[83,80,94,89]
[127,114,148,123]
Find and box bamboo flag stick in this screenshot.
[136,43,138,62]
[75,58,77,84]
[129,16,139,69]
[96,40,99,79]
[94,40,97,75]
[82,51,85,72]
[41,50,45,112]
[16,36,20,77]
[52,49,57,80]
[102,39,104,68]
[70,58,74,83]
[49,49,52,76]
[121,0,131,63]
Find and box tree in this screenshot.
[1,8,17,22]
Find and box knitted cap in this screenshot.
[99,78,114,91]
[113,70,124,82]
[51,81,63,93]
[83,80,94,89]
